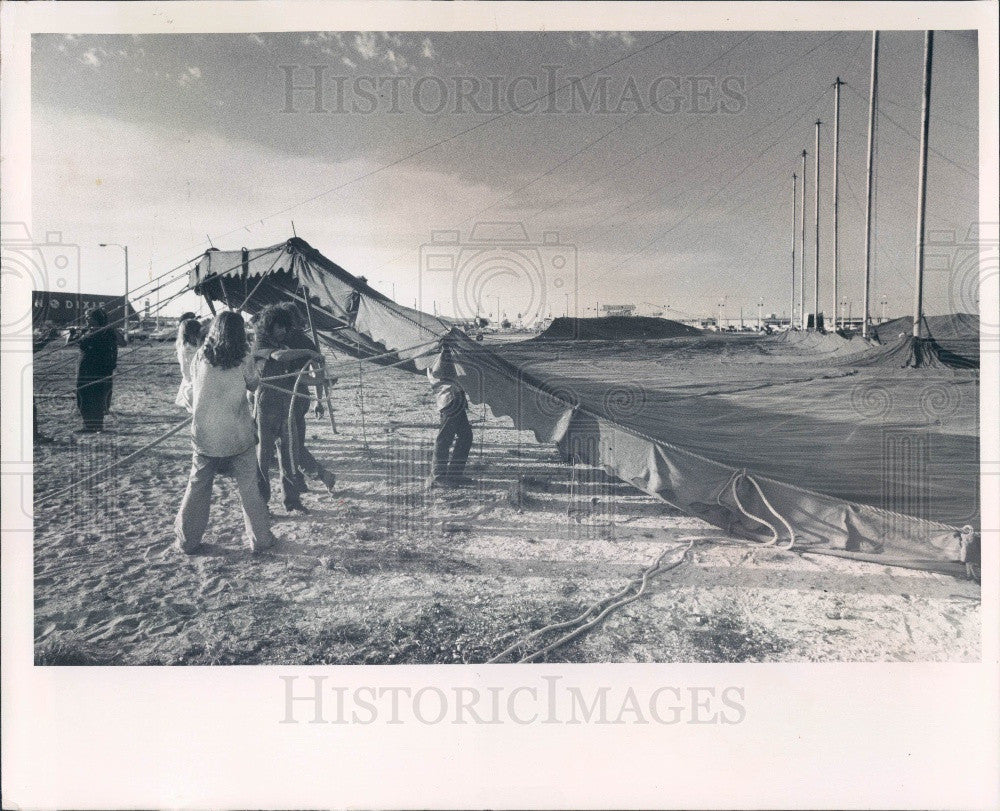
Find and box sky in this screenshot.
[31,29,978,323]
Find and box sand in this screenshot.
[31,337,980,665]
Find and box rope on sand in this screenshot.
[35,417,192,507]
[486,539,695,664]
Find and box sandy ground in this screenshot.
[31,338,980,665]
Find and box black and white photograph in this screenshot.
[2,1,997,808]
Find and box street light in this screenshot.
[99,242,129,343]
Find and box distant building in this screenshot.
[600,304,636,317]
[33,291,139,329]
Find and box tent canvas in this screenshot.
[191,237,978,574]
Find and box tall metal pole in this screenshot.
[862,31,880,339]
[813,120,822,330]
[831,79,843,331]
[99,242,130,343]
[791,172,798,329]
[799,150,808,328]
[123,245,130,342]
[913,31,934,340]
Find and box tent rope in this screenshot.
[35,417,192,506]
[718,469,796,550]
[486,539,695,664]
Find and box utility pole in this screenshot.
[758,297,764,331]
[799,150,808,329]
[99,242,130,343]
[862,31,880,339]
[913,31,933,340]
[791,172,798,329]
[831,78,843,331]
[813,120,822,331]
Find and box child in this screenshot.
[174,311,275,554]
[426,346,473,488]
[174,317,202,412]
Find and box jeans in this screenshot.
[256,406,302,508]
[433,409,473,479]
[174,445,274,553]
[292,403,333,485]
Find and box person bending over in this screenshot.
[174,311,275,554]
[426,346,473,488]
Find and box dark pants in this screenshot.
[433,410,473,479]
[256,406,301,508]
[77,376,112,431]
[293,404,332,485]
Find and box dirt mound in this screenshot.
[769,329,870,356]
[536,316,702,341]
[860,335,979,370]
[874,313,978,342]
[872,314,978,366]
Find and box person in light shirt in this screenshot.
[174,311,275,554]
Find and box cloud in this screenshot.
[585,31,637,49]
[247,33,266,46]
[80,48,104,67]
[177,65,202,87]
[384,49,408,73]
[341,56,357,69]
[421,37,436,60]
[353,32,378,61]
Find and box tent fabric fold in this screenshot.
[189,237,974,573]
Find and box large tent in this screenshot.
[190,237,979,575]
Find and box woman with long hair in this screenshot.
[174,317,203,412]
[70,307,119,433]
[174,310,275,553]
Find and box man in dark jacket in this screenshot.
[71,308,118,433]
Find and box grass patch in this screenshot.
[35,639,111,666]
[302,598,588,665]
[684,608,786,662]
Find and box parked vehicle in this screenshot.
[149,327,175,342]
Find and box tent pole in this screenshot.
[791,171,797,330]
[913,31,933,340]
[813,119,822,331]
[799,149,807,329]
[862,31,880,339]
[300,282,339,435]
[831,78,843,332]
